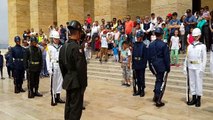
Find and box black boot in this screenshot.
[156,100,165,107]
[56,94,65,103]
[51,96,57,106]
[153,95,158,102]
[19,84,25,92]
[133,91,141,96]
[28,90,34,98]
[195,96,201,107]
[187,95,196,106]
[140,89,145,97]
[14,85,20,94]
[34,88,43,97]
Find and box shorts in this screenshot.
[122,64,131,80]
[95,48,100,52]
[108,43,113,50]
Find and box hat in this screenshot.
[14,36,21,42]
[68,20,82,32]
[136,31,144,38]
[154,27,164,35]
[192,28,201,36]
[167,13,172,17]
[30,36,38,43]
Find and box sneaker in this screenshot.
[126,84,131,87]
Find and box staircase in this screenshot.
[88,53,213,97]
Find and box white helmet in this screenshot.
[50,31,60,39]
[192,28,201,37]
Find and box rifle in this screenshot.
[186,65,190,103]
[157,72,168,103]
[132,69,137,95]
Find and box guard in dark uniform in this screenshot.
[25,37,43,98]
[148,28,170,107]
[132,31,147,97]
[11,36,26,93]
[59,20,87,120]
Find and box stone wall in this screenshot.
[84,0,94,21]
[202,0,213,10]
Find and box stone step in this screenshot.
[88,66,213,77]
[88,75,213,97]
[88,63,212,72]
[87,71,213,89]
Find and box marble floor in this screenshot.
[0,68,213,120]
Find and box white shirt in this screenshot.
[151,17,157,31]
[180,23,185,35]
[114,31,120,40]
[101,35,108,48]
[210,46,213,74]
[91,25,100,37]
[186,41,207,70]
[171,36,180,50]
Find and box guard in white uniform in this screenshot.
[46,31,65,106]
[184,28,207,107]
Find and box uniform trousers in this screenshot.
[28,71,40,90]
[13,69,24,85]
[188,69,203,96]
[65,88,84,120]
[135,69,145,90]
[154,72,165,98]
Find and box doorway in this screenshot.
[192,0,201,14]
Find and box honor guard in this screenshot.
[46,31,65,106]
[59,20,87,120]
[148,28,170,107]
[11,36,26,93]
[132,31,147,97]
[184,28,207,107]
[26,37,43,98]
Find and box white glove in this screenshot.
[48,70,53,75]
[183,67,187,75]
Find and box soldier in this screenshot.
[148,28,170,107]
[46,31,65,106]
[59,20,87,120]
[11,36,26,93]
[25,37,43,98]
[184,28,207,107]
[132,31,147,97]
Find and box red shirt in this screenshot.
[125,20,134,35]
[188,34,194,44]
[86,17,92,25]
[95,40,101,49]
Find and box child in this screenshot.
[118,28,127,61]
[100,30,108,63]
[170,29,181,67]
[187,28,195,45]
[112,43,119,62]
[162,23,169,43]
[120,41,131,87]
[84,36,92,62]
[94,36,101,59]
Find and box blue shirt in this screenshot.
[169,19,181,34]
[112,47,118,55]
[184,15,197,32]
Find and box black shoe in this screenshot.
[82,106,86,110]
[56,94,65,103]
[187,95,196,106]
[156,101,165,107]
[28,90,34,98]
[34,91,43,97]
[51,97,57,106]
[1,77,5,80]
[122,83,127,86]
[126,84,131,87]
[140,90,145,97]
[19,85,25,92]
[133,91,140,96]
[15,85,21,94]
[195,96,201,107]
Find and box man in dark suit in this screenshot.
[59,20,87,120]
[0,51,5,79]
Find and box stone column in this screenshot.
[57,0,84,25]
[151,0,192,19]
[30,0,56,35]
[8,0,30,46]
[202,0,213,9]
[84,0,94,21]
[94,0,127,22]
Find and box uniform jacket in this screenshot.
[25,46,43,72]
[132,41,147,70]
[11,45,25,70]
[0,54,3,67]
[148,39,170,73]
[59,40,88,90]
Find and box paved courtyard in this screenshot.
[0,66,213,120]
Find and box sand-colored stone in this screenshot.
[84,0,94,21]
[202,0,213,10]
[8,0,30,46]
[57,0,69,26]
